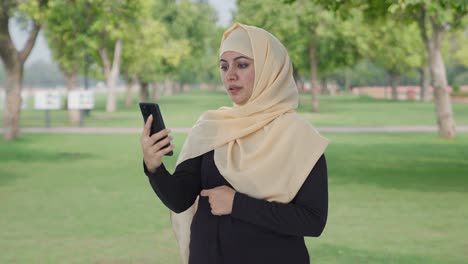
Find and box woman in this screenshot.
[140,23,329,264]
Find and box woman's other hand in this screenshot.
[140,114,175,173]
[200,185,236,216]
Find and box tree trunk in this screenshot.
[429,22,456,139]
[0,13,41,141]
[165,79,174,96]
[174,82,182,94]
[183,83,191,92]
[64,72,80,126]
[296,78,304,92]
[124,74,137,107]
[419,64,431,101]
[309,39,320,112]
[140,82,149,102]
[292,66,303,92]
[4,64,23,140]
[344,68,352,93]
[417,8,455,138]
[125,82,133,107]
[417,7,432,102]
[389,72,400,101]
[321,77,327,95]
[99,39,122,113]
[152,82,160,101]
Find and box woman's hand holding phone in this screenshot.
[140,115,175,173]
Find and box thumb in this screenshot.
[200,189,210,197]
[143,114,153,137]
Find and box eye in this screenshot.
[238,63,249,69]
[220,64,228,71]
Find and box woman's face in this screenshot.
[219,51,255,105]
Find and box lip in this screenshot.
[228,85,242,90]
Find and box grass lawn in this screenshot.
[3,90,468,128]
[1,133,467,263]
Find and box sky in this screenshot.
[9,0,236,65]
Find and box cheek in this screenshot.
[220,71,227,85]
[246,71,255,93]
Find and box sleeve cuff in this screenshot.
[143,160,166,178]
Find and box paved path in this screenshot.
[2,126,468,134]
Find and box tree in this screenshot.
[451,29,468,68]
[23,60,64,86]
[85,0,146,113]
[236,0,325,110]
[311,7,368,93]
[444,22,468,84]
[120,0,191,104]
[0,0,48,141]
[368,20,422,100]
[413,6,432,102]
[170,0,221,87]
[45,0,89,125]
[290,0,467,138]
[152,0,221,94]
[121,17,189,103]
[329,0,466,138]
[376,1,466,139]
[237,0,366,111]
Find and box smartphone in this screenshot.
[139,102,173,156]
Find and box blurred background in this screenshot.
[1,0,467,263]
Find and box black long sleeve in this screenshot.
[144,157,202,213]
[230,154,328,237]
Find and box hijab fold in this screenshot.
[170,23,329,264]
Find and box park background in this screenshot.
[1,0,467,263]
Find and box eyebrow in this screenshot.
[219,56,253,63]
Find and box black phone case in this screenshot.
[139,102,173,156]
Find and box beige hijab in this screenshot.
[170,23,329,264]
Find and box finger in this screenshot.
[160,144,175,155]
[149,137,172,154]
[154,136,173,149]
[154,143,175,156]
[211,209,223,216]
[143,114,153,137]
[146,130,169,147]
[153,136,173,151]
[150,128,171,144]
[142,132,159,149]
[200,189,210,197]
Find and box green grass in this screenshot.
[1,133,467,263]
[298,94,468,127]
[3,90,468,128]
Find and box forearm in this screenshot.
[231,192,326,237]
[145,160,201,213]
[231,154,328,237]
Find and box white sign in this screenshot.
[68,90,94,110]
[21,91,28,109]
[34,90,62,110]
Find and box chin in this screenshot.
[231,97,243,105]
[234,100,247,105]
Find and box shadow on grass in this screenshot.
[0,168,22,186]
[0,148,96,163]
[326,141,468,193]
[0,145,96,186]
[311,242,454,264]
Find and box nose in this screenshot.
[226,67,237,81]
